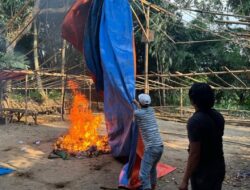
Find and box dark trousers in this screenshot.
[191,170,225,190]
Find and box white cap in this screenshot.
[138,93,151,105]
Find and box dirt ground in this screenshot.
[0,116,249,190]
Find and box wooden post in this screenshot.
[25,74,28,124]
[144,6,150,94]
[61,40,66,120]
[89,83,92,109]
[180,88,183,117]
[0,81,2,107]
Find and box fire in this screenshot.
[55,81,109,154]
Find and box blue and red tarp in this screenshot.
[0,167,14,176]
[61,0,175,189]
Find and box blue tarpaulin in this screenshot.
[62,1,175,188]
[84,0,104,92]
[0,167,14,176]
[99,0,136,157]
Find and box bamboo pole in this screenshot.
[151,20,176,44]
[139,0,175,17]
[12,87,93,90]
[89,83,92,109]
[207,68,235,88]
[25,73,28,124]
[176,71,217,88]
[61,40,66,121]
[137,69,250,77]
[130,6,149,42]
[215,20,250,26]
[40,49,63,68]
[150,72,188,87]
[180,88,183,117]
[137,0,231,42]
[206,79,223,88]
[144,6,150,94]
[0,70,93,80]
[148,78,174,89]
[175,71,201,83]
[136,86,250,90]
[173,76,192,86]
[61,76,67,121]
[3,69,249,78]
[139,0,147,19]
[175,39,231,44]
[133,1,176,44]
[224,67,247,87]
[183,8,250,19]
[6,9,41,50]
[138,76,174,88]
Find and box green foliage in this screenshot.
[29,90,43,103]
[215,90,250,110]
[164,89,190,106]
[227,0,250,15]
[0,52,29,69]
[10,92,24,102]
[132,0,249,110]
[0,0,33,26]
[48,90,61,100]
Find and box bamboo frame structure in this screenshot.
[0,1,249,125]
[3,67,248,91]
[0,67,249,125]
[133,0,250,48]
[136,68,250,90]
[183,8,250,19]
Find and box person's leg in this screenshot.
[191,171,224,190]
[190,171,208,190]
[211,172,224,190]
[150,146,163,189]
[212,181,223,190]
[139,149,154,190]
[190,176,201,190]
[150,165,157,189]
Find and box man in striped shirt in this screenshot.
[133,94,163,190]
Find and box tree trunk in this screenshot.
[5,27,14,98]
[33,20,47,101]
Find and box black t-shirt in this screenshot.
[187,109,225,172]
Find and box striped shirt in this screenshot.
[134,107,163,149]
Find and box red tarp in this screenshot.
[0,70,26,81]
[61,0,92,52]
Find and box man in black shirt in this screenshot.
[179,83,225,190]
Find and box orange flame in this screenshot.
[55,81,109,153]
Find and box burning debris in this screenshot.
[52,81,110,159]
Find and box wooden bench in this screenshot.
[0,99,38,125]
[0,108,38,124]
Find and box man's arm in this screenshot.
[179,142,201,190]
[133,99,141,109]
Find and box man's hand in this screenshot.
[132,99,141,108]
[179,142,200,190]
[132,99,139,104]
[179,181,188,190]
